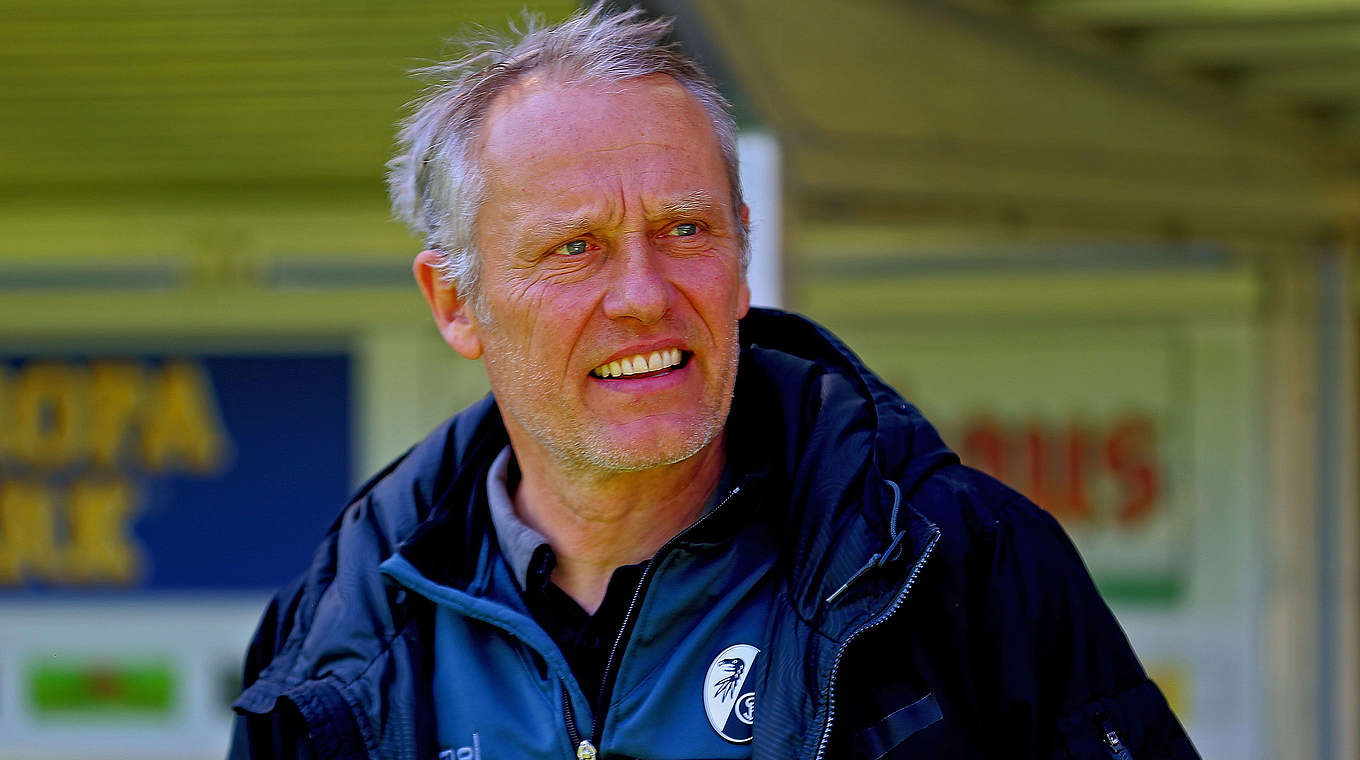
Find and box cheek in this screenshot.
[492,279,603,361]
[670,256,746,314]
[488,277,556,339]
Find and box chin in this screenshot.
[563,423,721,474]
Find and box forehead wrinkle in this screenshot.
[500,189,620,252]
[585,139,682,155]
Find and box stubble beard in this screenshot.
[483,328,741,476]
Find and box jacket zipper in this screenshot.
[559,484,745,758]
[812,526,940,760]
[561,684,589,755]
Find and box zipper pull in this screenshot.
[825,553,882,604]
[1096,713,1135,760]
[576,739,598,759]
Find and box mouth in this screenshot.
[591,348,687,379]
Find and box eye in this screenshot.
[667,223,700,237]
[553,239,590,256]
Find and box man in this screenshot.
[231,5,1197,759]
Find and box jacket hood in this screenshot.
[732,308,954,627]
[737,307,956,496]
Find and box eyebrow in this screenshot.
[520,215,597,247]
[651,190,722,220]
[517,190,727,250]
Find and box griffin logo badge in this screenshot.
[704,644,759,743]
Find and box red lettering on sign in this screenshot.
[1106,418,1159,526]
[961,418,1006,476]
[956,415,1161,529]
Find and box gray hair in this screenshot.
[386,3,746,309]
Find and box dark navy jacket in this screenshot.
[230,308,1198,759]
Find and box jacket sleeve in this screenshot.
[226,572,319,760]
[980,497,1198,760]
[228,698,317,760]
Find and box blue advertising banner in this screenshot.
[0,353,351,592]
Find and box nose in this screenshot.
[601,235,669,324]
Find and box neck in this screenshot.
[508,433,728,614]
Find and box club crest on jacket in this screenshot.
[704,644,759,743]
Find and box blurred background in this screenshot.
[0,0,1356,757]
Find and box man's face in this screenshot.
[465,74,750,474]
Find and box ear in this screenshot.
[414,250,483,360]
[736,204,752,318]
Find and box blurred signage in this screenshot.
[942,412,1180,602]
[955,416,1159,527]
[842,326,1191,606]
[0,354,351,592]
[28,658,176,718]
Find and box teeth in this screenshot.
[592,348,684,378]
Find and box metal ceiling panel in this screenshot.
[0,0,577,194]
[998,0,1360,139]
